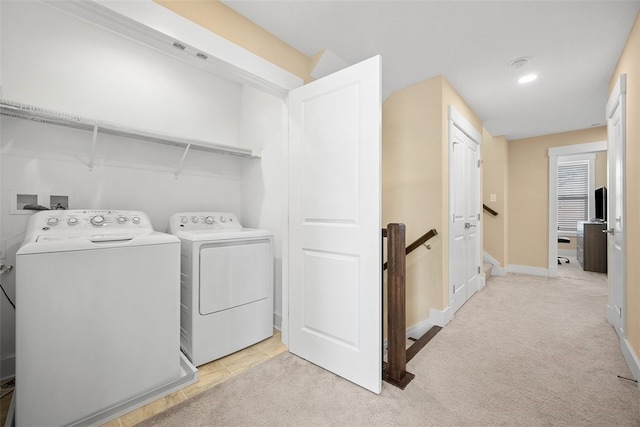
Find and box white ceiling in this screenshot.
[222,0,640,140]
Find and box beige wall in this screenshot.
[154,0,313,82]
[482,130,509,267]
[382,77,444,326]
[382,75,481,323]
[610,12,640,359]
[508,127,607,269]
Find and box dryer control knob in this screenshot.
[204,216,214,224]
[67,217,78,226]
[117,217,127,224]
[191,217,198,223]
[181,217,188,224]
[90,215,105,226]
[47,217,59,226]
[219,216,226,223]
[132,216,141,224]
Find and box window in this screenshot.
[557,158,593,233]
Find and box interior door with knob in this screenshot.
[606,75,626,338]
[449,110,481,314]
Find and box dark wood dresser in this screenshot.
[577,221,607,273]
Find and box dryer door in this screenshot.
[199,239,272,315]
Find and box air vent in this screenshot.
[510,58,529,70]
[196,52,208,60]
[172,42,186,50]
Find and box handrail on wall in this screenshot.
[382,228,437,271]
[381,224,441,390]
[483,203,499,216]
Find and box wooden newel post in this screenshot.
[384,223,415,388]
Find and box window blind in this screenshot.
[557,160,589,232]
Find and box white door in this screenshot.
[288,56,382,393]
[606,75,626,338]
[449,110,481,314]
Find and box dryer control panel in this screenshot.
[25,209,154,237]
[169,212,242,233]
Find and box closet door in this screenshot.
[288,56,382,393]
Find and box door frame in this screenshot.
[448,106,482,312]
[547,141,606,277]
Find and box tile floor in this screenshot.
[0,330,287,427]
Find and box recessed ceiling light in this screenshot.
[518,74,538,84]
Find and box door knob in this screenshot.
[465,223,476,229]
[603,228,614,234]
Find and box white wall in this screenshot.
[1,1,241,145]
[239,85,287,328]
[0,1,285,377]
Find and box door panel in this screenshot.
[606,76,626,337]
[449,121,480,313]
[288,56,381,393]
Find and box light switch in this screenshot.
[490,194,497,202]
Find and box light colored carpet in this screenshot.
[138,266,640,426]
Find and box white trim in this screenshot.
[548,141,607,278]
[621,338,640,386]
[507,264,549,277]
[548,141,607,157]
[406,319,435,339]
[607,73,627,115]
[448,106,482,143]
[482,252,508,276]
[429,307,453,327]
[273,313,282,331]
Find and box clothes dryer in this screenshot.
[15,210,196,427]
[168,212,273,367]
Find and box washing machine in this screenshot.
[168,212,273,367]
[15,209,197,427]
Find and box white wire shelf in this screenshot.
[0,99,260,173]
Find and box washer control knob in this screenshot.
[219,216,226,224]
[90,215,105,226]
[181,217,188,224]
[204,216,215,225]
[191,217,198,223]
[117,216,127,224]
[47,217,59,226]
[67,217,78,226]
[132,216,141,224]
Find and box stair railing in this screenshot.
[382,224,440,389]
[483,203,498,216]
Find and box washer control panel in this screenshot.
[169,212,241,232]
[28,210,152,235]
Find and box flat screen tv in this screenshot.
[595,186,607,222]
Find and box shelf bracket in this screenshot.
[88,125,98,172]
[175,144,192,178]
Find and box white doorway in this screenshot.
[606,74,626,338]
[448,106,482,314]
[547,141,607,277]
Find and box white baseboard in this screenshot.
[621,338,640,388]
[479,274,486,291]
[430,306,453,327]
[273,313,282,331]
[483,251,508,276]
[1,355,15,381]
[406,319,434,339]
[507,264,549,277]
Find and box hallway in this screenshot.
[140,260,640,426]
